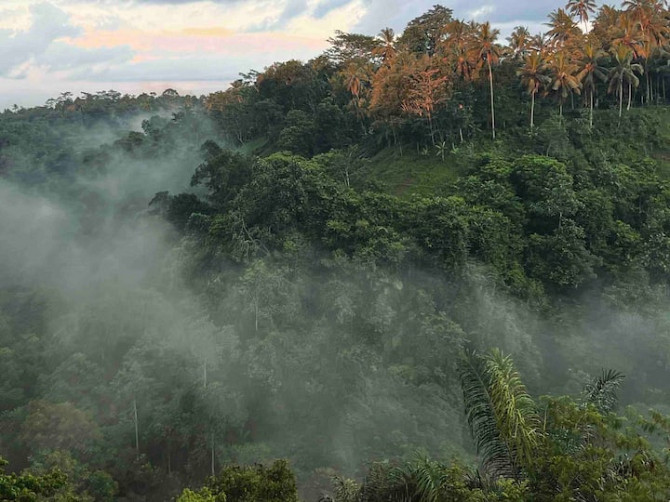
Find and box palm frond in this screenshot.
[485,349,540,469]
[458,349,516,478]
[583,369,625,413]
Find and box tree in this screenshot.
[325,31,379,65]
[518,51,549,128]
[471,22,501,139]
[608,44,644,117]
[458,349,540,478]
[401,56,449,144]
[566,0,598,32]
[576,39,607,127]
[178,460,298,502]
[397,4,453,55]
[442,20,477,82]
[546,8,581,46]
[547,51,581,115]
[372,27,397,64]
[507,26,532,59]
[0,457,70,501]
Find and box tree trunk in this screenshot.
[530,90,535,128]
[663,77,666,102]
[646,63,651,104]
[619,80,623,118]
[428,113,435,145]
[590,89,594,129]
[487,58,496,140]
[627,80,632,111]
[133,398,140,458]
[211,432,215,477]
[559,101,563,117]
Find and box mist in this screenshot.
[2,81,670,502]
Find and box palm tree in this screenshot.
[608,44,644,117]
[458,349,540,478]
[546,8,582,46]
[547,51,582,115]
[576,40,608,127]
[592,5,623,50]
[373,27,397,64]
[583,369,625,412]
[507,26,532,59]
[342,62,369,101]
[631,3,669,103]
[623,0,654,26]
[566,0,598,33]
[470,22,501,140]
[612,13,647,58]
[518,51,549,128]
[442,19,476,81]
[342,62,372,131]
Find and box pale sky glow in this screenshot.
[0,0,567,109]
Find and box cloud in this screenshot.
[447,0,564,26]
[0,2,134,78]
[0,0,569,108]
[351,0,566,36]
[0,2,79,75]
[313,0,353,19]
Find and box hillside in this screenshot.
[2,1,670,501]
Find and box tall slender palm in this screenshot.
[566,0,598,33]
[612,14,647,58]
[507,26,532,59]
[623,0,653,27]
[592,5,623,49]
[530,32,551,52]
[546,8,582,45]
[576,40,608,127]
[608,45,644,117]
[443,20,476,81]
[631,3,669,103]
[547,51,582,116]
[471,21,501,139]
[373,27,397,64]
[518,51,549,128]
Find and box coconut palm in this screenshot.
[592,5,624,49]
[507,26,532,59]
[546,8,582,45]
[633,4,669,102]
[470,21,501,139]
[576,39,608,126]
[612,13,647,58]
[623,0,654,26]
[566,0,598,32]
[518,51,549,128]
[442,20,477,81]
[608,44,644,117]
[547,51,582,115]
[373,27,397,64]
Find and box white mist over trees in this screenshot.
[2,1,670,500]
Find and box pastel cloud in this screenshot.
[0,0,569,109]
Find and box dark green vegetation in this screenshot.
[2,2,670,500]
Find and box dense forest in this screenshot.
[2,1,670,500]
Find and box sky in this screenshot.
[0,0,569,109]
